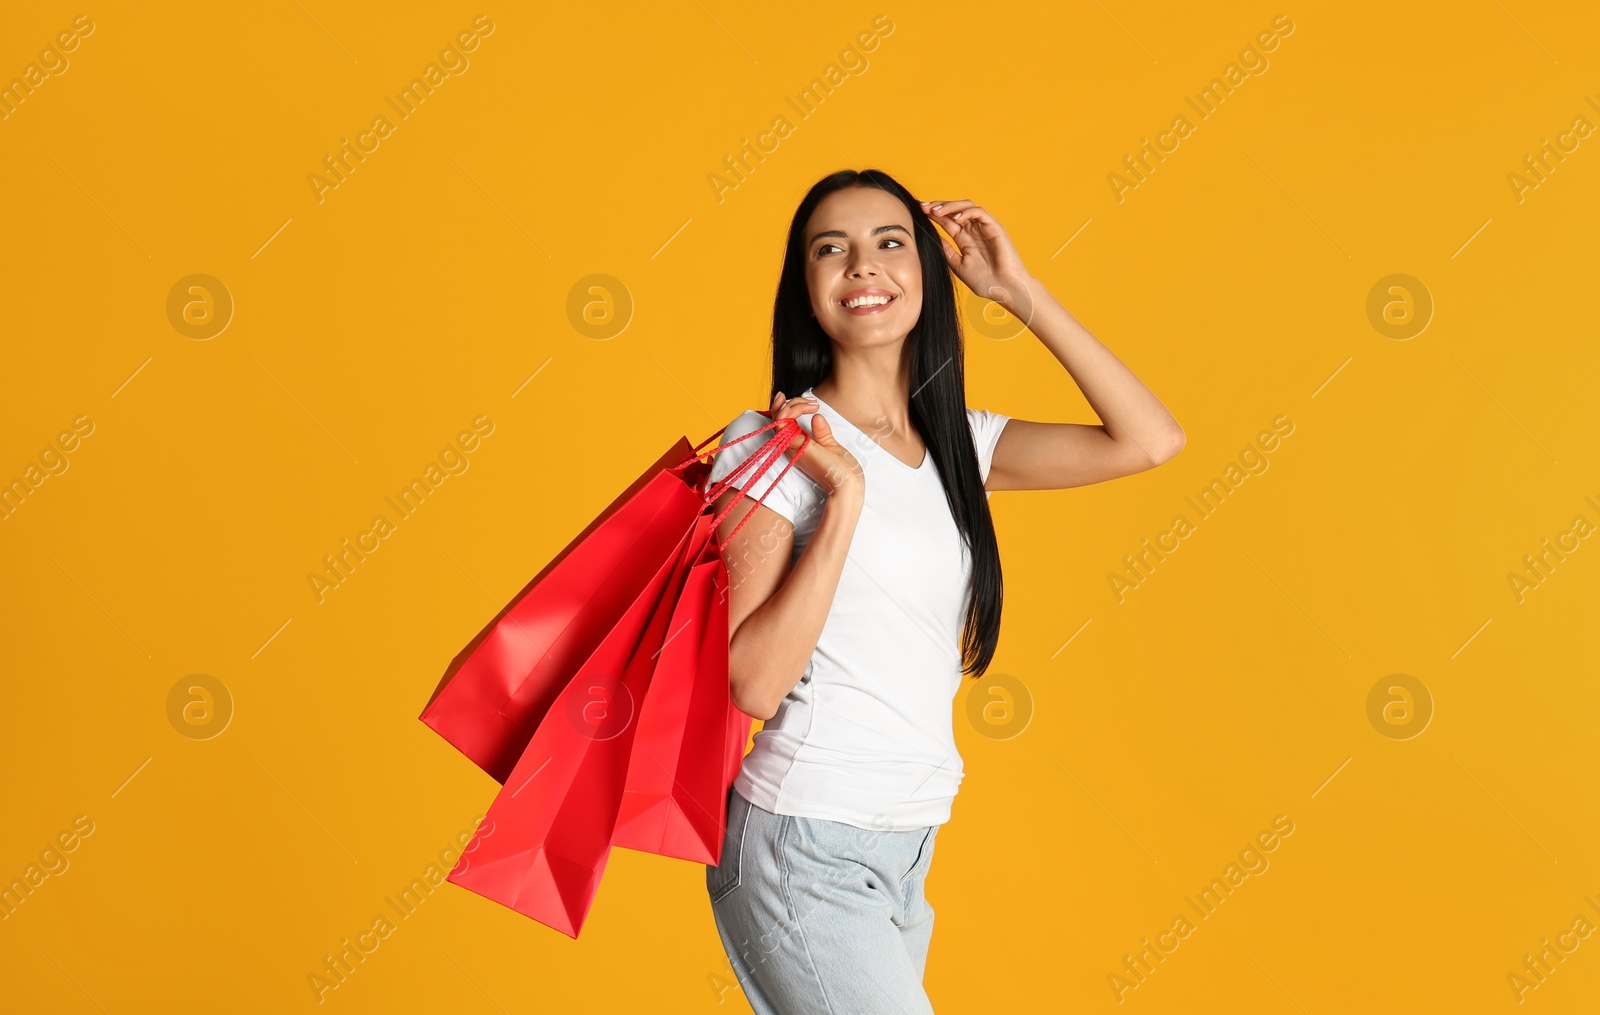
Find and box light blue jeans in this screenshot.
[706,786,941,1014]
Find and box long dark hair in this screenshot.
[768,168,1002,679]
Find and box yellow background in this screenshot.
[3,2,1598,1011]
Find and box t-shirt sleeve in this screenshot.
[967,407,1012,489]
[706,409,823,528]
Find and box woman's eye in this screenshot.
[817,238,905,256]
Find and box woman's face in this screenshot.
[802,186,923,347]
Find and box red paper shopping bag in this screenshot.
[420,441,706,784]
[610,533,753,865]
[445,511,712,937]
[437,411,810,937]
[421,414,808,785]
[609,418,799,863]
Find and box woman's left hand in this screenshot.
[919,199,1034,311]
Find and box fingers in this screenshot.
[920,198,974,221]
[772,392,819,420]
[921,200,1003,238]
[808,412,837,444]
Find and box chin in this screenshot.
[824,321,915,347]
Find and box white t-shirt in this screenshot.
[706,385,1011,831]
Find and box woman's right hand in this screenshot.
[768,391,864,501]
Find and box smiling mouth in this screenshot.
[839,294,897,309]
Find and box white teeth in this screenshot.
[843,294,893,308]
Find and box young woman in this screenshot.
[703,169,1184,1014]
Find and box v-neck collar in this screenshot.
[804,386,930,473]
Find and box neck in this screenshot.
[812,343,917,436]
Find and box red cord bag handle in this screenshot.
[668,411,813,551]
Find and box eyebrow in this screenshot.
[807,223,911,246]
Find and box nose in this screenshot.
[845,248,880,279]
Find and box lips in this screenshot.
[838,289,899,314]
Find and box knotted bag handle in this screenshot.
[669,410,813,551]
